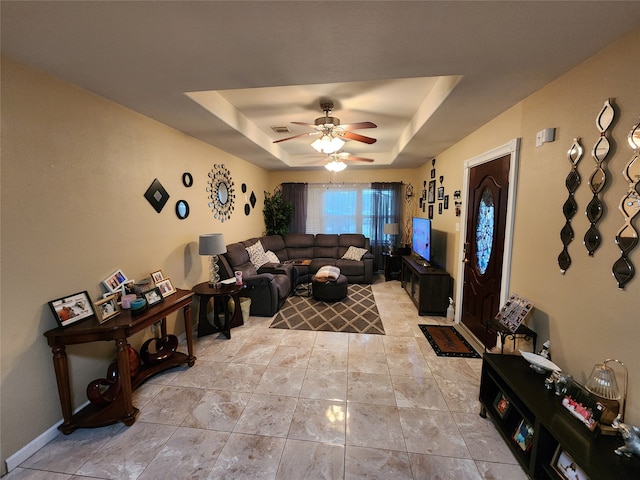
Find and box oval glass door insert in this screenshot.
[476,188,495,274]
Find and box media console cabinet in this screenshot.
[400,256,451,316]
[44,288,196,434]
[480,353,640,479]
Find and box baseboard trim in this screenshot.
[5,330,189,473]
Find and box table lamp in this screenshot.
[199,234,226,287]
[383,223,399,252]
[585,358,628,435]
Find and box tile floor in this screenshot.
[8,278,528,480]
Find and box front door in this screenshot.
[461,154,511,348]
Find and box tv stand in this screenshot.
[401,256,451,316]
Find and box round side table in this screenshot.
[192,282,245,339]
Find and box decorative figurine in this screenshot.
[612,417,640,458]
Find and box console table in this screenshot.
[479,353,640,479]
[44,288,196,434]
[401,256,451,315]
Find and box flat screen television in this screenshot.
[412,217,431,264]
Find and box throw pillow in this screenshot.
[342,245,368,261]
[315,265,341,281]
[265,250,280,263]
[246,241,269,269]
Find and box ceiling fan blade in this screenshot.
[341,131,377,144]
[347,155,374,163]
[341,121,377,130]
[272,132,319,143]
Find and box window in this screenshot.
[306,183,376,236]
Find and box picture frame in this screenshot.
[151,270,164,283]
[493,392,511,419]
[444,195,450,209]
[48,291,95,328]
[143,287,164,307]
[430,168,436,179]
[102,269,128,293]
[428,180,436,204]
[438,202,443,215]
[551,445,590,480]
[512,419,534,452]
[438,186,444,200]
[93,294,121,324]
[428,204,434,219]
[155,277,176,298]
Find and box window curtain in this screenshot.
[281,183,307,234]
[371,182,403,271]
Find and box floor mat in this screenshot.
[419,324,481,358]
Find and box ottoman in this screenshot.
[313,273,348,302]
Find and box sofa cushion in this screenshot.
[264,250,280,263]
[342,245,369,261]
[338,234,368,257]
[261,235,288,261]
[283,233,315,260]
[314,234,339,258]
[246,241,269,269]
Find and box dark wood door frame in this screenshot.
[454,139,521,344]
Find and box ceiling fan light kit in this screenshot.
[312,135,345,154]
[325,160,347,172]
[273,100,378,160]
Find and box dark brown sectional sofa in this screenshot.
[218,233,373,316]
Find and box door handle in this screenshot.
[462,242,470,263]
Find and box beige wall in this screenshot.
[434,28,640,425]
[1,24,639,470]
[0,58,269,465]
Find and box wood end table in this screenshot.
[192,281,246,338]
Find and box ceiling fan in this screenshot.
[322,152,375,172]
[273,100,377,153]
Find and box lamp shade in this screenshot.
[199,234,226,255]
[384,223,399,235]
[325,160,347,172]
[585,361,621,400]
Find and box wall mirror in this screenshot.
[206,164,235,222]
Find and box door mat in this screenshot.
[419,325,480,358]
[270,284,384,335]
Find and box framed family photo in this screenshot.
[151,270,164,283]
[493,392,511,419]
[156,277,176,298]
[551,446,590,480]
[102,269,128,293]
[512,419,534,452]
[143,287,164,307]
[48,291,95,328]
[94,294,121,324]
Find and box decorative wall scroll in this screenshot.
[584,99,615,256]
[612,117,640,289]
[558,138,584,273]
[206,164,235,222]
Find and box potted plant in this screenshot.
[263,190,293,235]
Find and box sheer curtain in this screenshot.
[281,183,307,234]
[304,182,403,271]
[371,182,403,270]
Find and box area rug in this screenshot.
[270,284,384,335]
[419,325,480,358]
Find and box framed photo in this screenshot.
[428,180,436,204]
[438,202,443,215]
[151,270,164,283]
[551,446,590,480]
[493,392,511,419]
[102,269,128,293]
[512,419,534,452]
[428,204,434,219]
[444,195,450,209]
[437,186,444,200]
[48,291,95,328]
[155,277,176,298]
[143,287,164,307]
[430,168,436,179]
[93,294,121,324]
